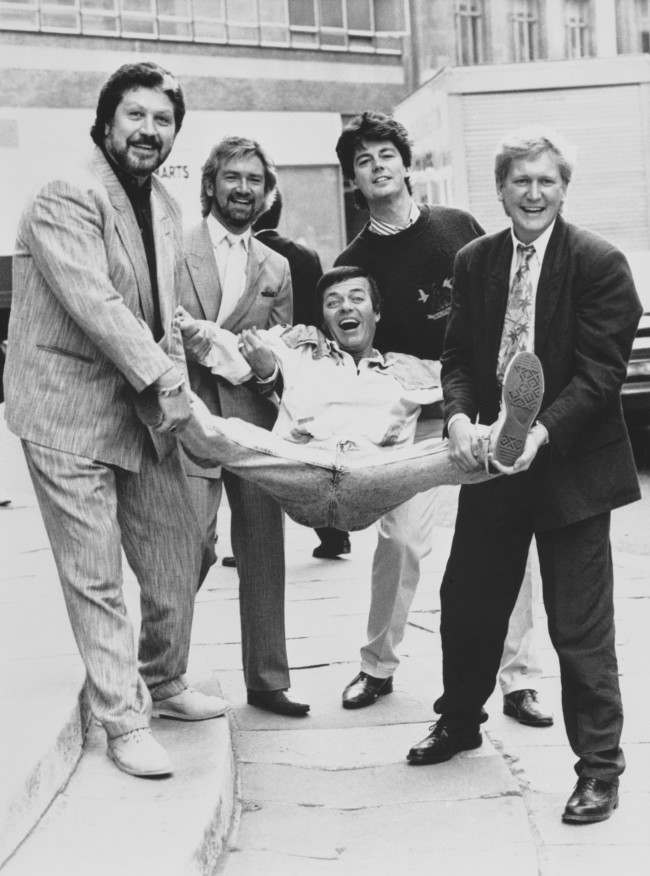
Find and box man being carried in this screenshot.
[176,267,543,530]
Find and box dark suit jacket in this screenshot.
[180,219,292,478]
[442,216,642,530]
[255,229,323,327]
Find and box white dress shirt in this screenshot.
[206,213,251,326]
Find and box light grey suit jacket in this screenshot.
[4,147,185,471]
[180,218,292,478]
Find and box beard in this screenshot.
[213,194,262,229]
[106,133,169,178]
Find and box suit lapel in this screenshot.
[186,221,222,322]
[92,149,154,326]
[221,237,268,331]
[534,218,567,355]
[484,230,513,371]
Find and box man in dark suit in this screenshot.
[406,127,642,825]
[180,137,308,717]
[253,189,322,327]
[253,191,349,560]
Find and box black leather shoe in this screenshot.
[407,720,482,765]
[342,672,393,709]
[562,777,619,824]
[247,689,310,717]
[503,689,553,727]
[312,536,351,559]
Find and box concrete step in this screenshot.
[0,410,89,867]
[3,677,238,876]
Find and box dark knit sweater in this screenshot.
[335,205,484,360]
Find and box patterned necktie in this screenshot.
[496,243,536,383]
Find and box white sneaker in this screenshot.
[152,688,229,721]
[107,728,173,777]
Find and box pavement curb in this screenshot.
[0,686,90,869]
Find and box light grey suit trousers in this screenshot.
[23,438,202,740]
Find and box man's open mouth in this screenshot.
[339,318,360,330]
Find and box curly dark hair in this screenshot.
[90,61,185,146]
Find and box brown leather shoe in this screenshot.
[407,720,482,765]
[503,689,553,727]
[341,672,393,709]
[562,777,619,824]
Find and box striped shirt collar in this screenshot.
[368,200,420,236]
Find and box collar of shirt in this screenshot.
[206,212,251,253]
[509,219,556,271]
[368,200,421,236]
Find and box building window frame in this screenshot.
[510,0,540,61]
[454,0,486,66]
[564,0,593,59]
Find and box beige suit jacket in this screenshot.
[180,218,292,478]
[4,147,184,471]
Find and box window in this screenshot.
[455,1,485,65]
[635,0,650,52]
[510,0,539,61]
[259,0,288,44]
[0,0,405,51]
[565,0,592,58]
[0,1,40,31]
[81,0,119,36]
[40,0,80,30]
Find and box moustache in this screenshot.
[129,135,162,150]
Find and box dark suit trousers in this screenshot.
[223,470,289,692]
[434,474,624,780]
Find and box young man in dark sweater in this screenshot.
[333,112,552,730]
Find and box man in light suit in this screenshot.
[406,128,641,825]
[180,137,309,716]
[3,62,226,779]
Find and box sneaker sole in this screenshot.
[107,747,173,778]
[494,352,545,466]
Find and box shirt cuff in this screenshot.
[255,362,279,385]
[447,412,472,431]
[534,420,549,446]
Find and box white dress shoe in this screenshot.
[107,728,172,777]
[152,688,229,721]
